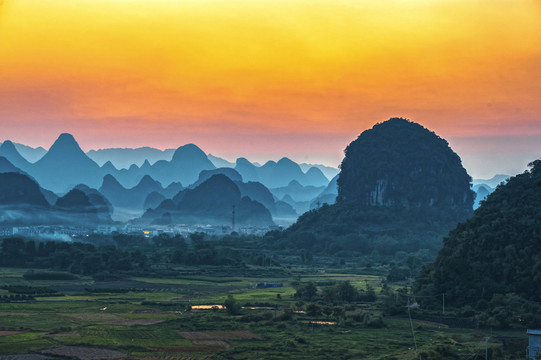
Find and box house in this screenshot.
[527,329,541,359]
[254,282,283,289]
[0,226,13,237]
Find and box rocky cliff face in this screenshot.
[338,118,474,215]
[267,118,476,255]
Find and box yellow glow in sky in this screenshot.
[0,0,540,176]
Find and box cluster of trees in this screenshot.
[219,293,385,329]
[414,160,541,328]
[292,280,376,304]
[0,237,147,275]
[264,204,459,258]
[0,232,274,277]
[1,285,58,296]
[0,294,35,302]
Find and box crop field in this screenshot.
[0,267,527,359]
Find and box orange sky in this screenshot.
[1,0,540,177]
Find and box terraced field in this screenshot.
[0,267,527,359]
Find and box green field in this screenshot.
[0,267,527,359]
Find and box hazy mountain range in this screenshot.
[86,147,340,180]
[0,172,111,225]
[0,133,505,226]
[0,134,339,225]
[0,135,333,191]
[141,174,274,226]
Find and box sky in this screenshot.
[0,0,540,178]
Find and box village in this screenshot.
[0,223,279,240]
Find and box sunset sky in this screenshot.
[1,0,540,178]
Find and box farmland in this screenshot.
[0,266,528,359]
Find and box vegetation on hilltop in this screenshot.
[414,159,541,328]
[338,117,473,214]
[266,118,474,257]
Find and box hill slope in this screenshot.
[414,159,541,327]
[267,118,474,255]
[31,133,102,192]
[0,141,32,172]
[142,174,273,226]
[338,118,473,212]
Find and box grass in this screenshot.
[0,267,527,359]
[133,276,251,286]
[0,331,57,354]
[59,325,192,347]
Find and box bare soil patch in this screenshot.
[171,330,259,353]
[44,332,81,337]
[412,319,449,328]
[148,345,227,352]
[63,313,123,323]
[177,330,259,341]
[0,355,53,360]
[387,316,450,329]
[106,319,165,326]
[132,355,209,360]
[0,330,29,337]
[41,346,125,360]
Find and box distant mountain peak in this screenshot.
[0,140,26,159]
[137,174,160,188]
[288,180,302,187]
[236,157,255,166]
[74,184,92,191]
[0,140,17,152]
[48,133,84,155]
[101,161,117,172]
[0,139,32,171]
[172,143,206,162]
[306,166,323,175]
[56,133,78,146]
[263,160,277,167]
[32,133,101,193]
[277,157,295,165]
[102,174,122,188]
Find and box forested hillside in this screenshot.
[267,118,474,257]
[414,159,541,327]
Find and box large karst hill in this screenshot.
[338,118,473,212]
[267,118,475,255]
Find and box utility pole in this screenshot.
[231,205,235,233]
[442,293,445,314]
[485,337,489,360]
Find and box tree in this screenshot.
[332,306,345,319]
[223,295,241,315]
[190,232,206,249]
[306,303,322,317]
[294,282,318,301]
[337,281,358,302]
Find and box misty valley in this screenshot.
[1,118,540,359]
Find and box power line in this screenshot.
[407,297,422,360]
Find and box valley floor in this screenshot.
[0,267,527,360]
